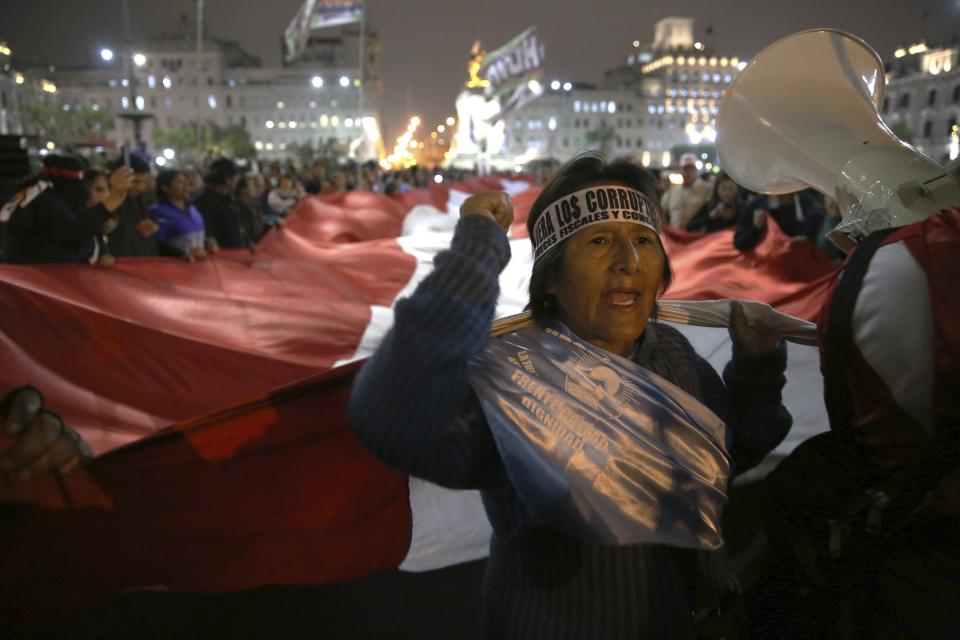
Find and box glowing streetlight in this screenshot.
[311,76,323,88]
[446,116,455,126]
[550,80,560,91]
[100,48,114,62]
[133,53,146,67]
[339,76,350,87]
[563,82,572,91]
[163,148,175,160]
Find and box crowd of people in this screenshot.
[0,152,485,266]
[0,149,847,267]
[656,152,844,260]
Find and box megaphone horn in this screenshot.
[717,29,960,243]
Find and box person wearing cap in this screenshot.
[1,155,132,264]
[350,154,791,639]
[104,154,162,258]
[192,158,253,249]
[660,153,712,228]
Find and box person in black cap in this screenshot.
[1,154,132,264]
[192,157,252,249]
[104,153,161,258]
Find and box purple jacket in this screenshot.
[150,201,206,252]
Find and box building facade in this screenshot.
[0,41,35,136]
[498,17,746,169]
[881,41,960,163]
[20,4,382,162]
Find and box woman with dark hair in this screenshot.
[81,168,121,266]
[149,169,210,261]
[350,153,791,639]
[685,172,743,233]
[235,175,266,241]
[1,155,131,264]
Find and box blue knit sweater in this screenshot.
[350,214,791,639]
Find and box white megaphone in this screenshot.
[717,29,960,248]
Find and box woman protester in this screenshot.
[350,154,791,639]
[82,169,120,266]
[150,169,215,262]
[685,172,743,233]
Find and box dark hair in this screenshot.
[204,157,238,186]
[527,152,672,325]
[234,175,250,198]
[155,169,181,204]
[705,171,740,212]
[109,153,151,175]
[82,168,106,190]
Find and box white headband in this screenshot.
[531,185,659,261]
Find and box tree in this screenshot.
[22,103,115,147]
[153,122,254,165]
[213,125,254,158]
[153,126,198,155]
[889,120,914,143]
[585,122,616,155]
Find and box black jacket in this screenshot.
[106,194,158,257]
[193,188,251,248]
[2,190,110,264]
[734,191,825,252]
[685,201,740,234]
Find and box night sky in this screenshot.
[3,0,957,143]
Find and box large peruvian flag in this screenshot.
[0,177,837,627]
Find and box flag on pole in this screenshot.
[284,0,364,63]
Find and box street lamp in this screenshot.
[133,52,146,67]
[100,48,114,62]
[339,76,350,87]
[311,75,323,88]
